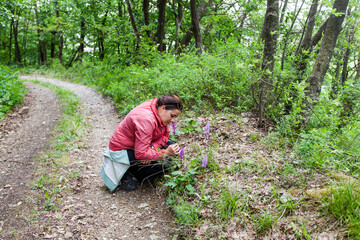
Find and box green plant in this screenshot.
[216,188,240,221]
[0,65,27,119]
[173,199,202,227]
[295,221,312,240]
[180,118,201,134]
[253,211,276,235]
[324,182,360,237]
[165,168,198,198]
[43,191,56,211]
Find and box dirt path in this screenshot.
[0,76,173,239]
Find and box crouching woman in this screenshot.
[101,95,183,192]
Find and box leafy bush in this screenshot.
[0,65,27,119]
[51,43,255,115]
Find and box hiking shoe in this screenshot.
[119,172,138,191]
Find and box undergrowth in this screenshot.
[0,65,27,120]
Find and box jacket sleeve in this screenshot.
[133,119,166,160]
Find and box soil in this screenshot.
[1,76,173,239]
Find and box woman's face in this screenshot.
[157,106,181,126]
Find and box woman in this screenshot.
[101,95,183,192]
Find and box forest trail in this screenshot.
[1,76,173,239]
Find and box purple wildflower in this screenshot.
[203,122,210,139]
[179,147,185,159]
[172,122,176,135]
[202,154,208,168]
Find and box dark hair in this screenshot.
[157,95,183,111]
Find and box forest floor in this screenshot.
[0,75,352,239]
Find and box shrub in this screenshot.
[0,65,27,119]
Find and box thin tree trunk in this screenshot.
[302,0,349,125]
[279,0,288,23]
[51,31,56,58]
[294,0,319,75]
[300,0,319,51]
[34,3,46,65]
[156,0,167,51]
[13,19,22,64]
[281,0,305,70]
[76,19,86,61]
[177,0,212,54]
[261,0,279,72]
[259,0,279,127]
[143,0,152,39]
[55,0,63,63]
[340,8,357,85]
[190,0,202,53]
[9,18,13,63]
[125,0,141,49]
[173,0,183,50]
[355,56,360,80]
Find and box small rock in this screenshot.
[19,107,30,115]
[138,203,149,209]
[264,177,276,182]
[305,188,330,201]
[59,176,67,183]
[280,192,295,203]
[64,231,73,239]
[150,234,159,240]
[243,118,250,124]
[86,200,92,205]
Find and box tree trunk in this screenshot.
[340,8,357,85]
[76,19,86,62]
[9,18,13,63]
[173,0,183,50]
[55,0,63,63]
[156,0,167,51]
[281,0,304,70]
[177,0,212,54]
[300,0,319,51]
[12,18,22,64]
[294,0,319,75]
[190,0,202,53]
[279,0,288,23]
[143,0,152,39]
[34,3,47,65]
[51,31,56,58]
[355,56,360,80]
[125,0,141,49]
[258,0,279,127]
[302,0,349,125]
[261,0,279,72]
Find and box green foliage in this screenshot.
[0,65,27,119]
[165,168,198,200]
[253,211,276,235]
[174,199,202,227]
[323,182,360,237]
[52,44,254,114]
[216,188,240,221]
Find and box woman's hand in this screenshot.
[165,143,180,156]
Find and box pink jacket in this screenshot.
[109,98,170,160]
